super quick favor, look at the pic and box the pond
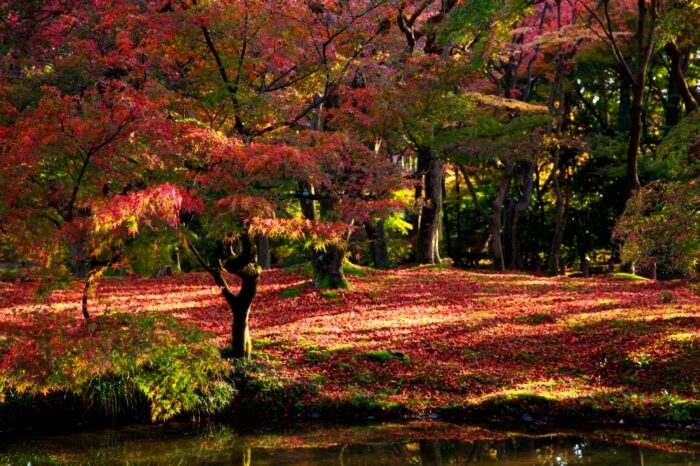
[1,421,698,465]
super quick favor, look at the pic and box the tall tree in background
[582,0,659,194]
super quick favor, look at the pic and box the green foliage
[125,233,180,276]
[0,313,233,422]
[615,181,700,276]
[656,111,700,181]
[439,0,535,66]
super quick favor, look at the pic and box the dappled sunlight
[2,266,699,415]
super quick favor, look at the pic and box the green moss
[280,287,302,298]
[315,272,350,290]
[357,350,410,364]
[516,312,556,325]
[343,261,368,276]
[352,370,376,384]
[0,268,20,282]
[283,262,314,276]
[610,272,649,281]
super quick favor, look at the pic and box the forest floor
[1,265,699,426]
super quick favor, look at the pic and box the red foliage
[2,268,698,414]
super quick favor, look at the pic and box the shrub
[614,180,700,277]
[0,312,233,422]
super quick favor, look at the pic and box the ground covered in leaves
[1,266,699,424]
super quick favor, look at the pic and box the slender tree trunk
[416,149,443,264]
[504,197,514,267]
[256,235,271,269]
[547,0,567,274]
[410,181,422,248]
[460,163,512,271]
[419,439,443,466]
[510,162,534,269]
[664,69,682,129]
[627,86,644,192]
[491,161,514,272]
[173,247,182,273]
[618,65,632,133]
[491,216,505,272]
[548,178,567,274]
[365,220,389,269]
[441,176,453,261]
[631,446,645,466]
[81,271,94,320]
[453,168,464,266]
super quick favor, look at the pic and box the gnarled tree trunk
[189,233,260,360]
[310,244,348,289]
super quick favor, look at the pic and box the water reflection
[0,422,698,465]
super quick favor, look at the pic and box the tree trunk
[491,216,505,272]
[618,65,632,133]
[189,234,260,360]
[509,162,533,269]
[504,197,514,267]
[365,219,390,269]
[664,42,699,114]
[548,178,568,274]
[453,168,464,266]
[627,85,644,193]
[546,0,567,275]
[301,183,349,289]
[256,235,271,269]
[441,176,453,261]
[491,161,514,272]
[230,270,257,359]
[460,163,512,271]
[418,439,443,466]
[416,149,442,264]
[81,273,93,320]
[173,247,182,273]
[311,245,348,289]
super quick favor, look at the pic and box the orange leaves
[92,183,192,236]
[249,217,352,245]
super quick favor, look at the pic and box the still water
[1,421,698,465]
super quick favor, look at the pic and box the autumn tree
[0,0,193,317]
[615,110,700,277]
